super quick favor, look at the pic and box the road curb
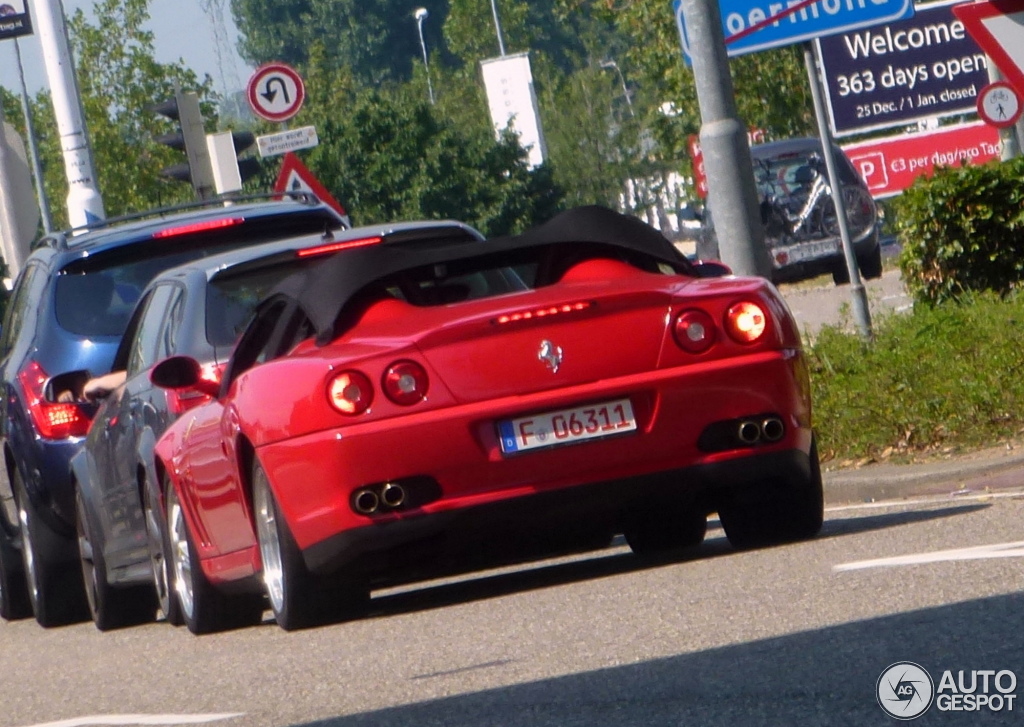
[822,449,1024,504]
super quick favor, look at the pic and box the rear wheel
[253,461,366,631]
[857,245,883,280]
[0,528,30,621]
[831,260,850,286]
[14,470,88,627]
[75,487,156,631]
[144,476,182,626]
[624,507,707,557]
[167,485,263,635]
[719,438,824,549]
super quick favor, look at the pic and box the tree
[8,0,223,229]
[230,0,446,87]
[67,0,219,216]
[297,50,563,236]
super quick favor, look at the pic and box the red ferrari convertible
[151,206,822,632]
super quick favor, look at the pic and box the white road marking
[826,489,1024,513]
[20,714,244,727]
[835,541,1024,572]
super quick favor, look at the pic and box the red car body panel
[154,261,812,586]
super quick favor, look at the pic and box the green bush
[808,290,1024,464]
[894,156,1024,305]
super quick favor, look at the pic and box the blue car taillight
[18,361,93,439]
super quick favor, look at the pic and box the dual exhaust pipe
[353,481,406,515]
[737,416,785,445]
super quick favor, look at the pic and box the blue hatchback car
[0,194,346,627]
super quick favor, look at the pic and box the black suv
[698,138,881,286]
[0,194,346,626]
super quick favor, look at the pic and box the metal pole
[414,8,435,105]
[489,0,507,57]
[804,42,872,340]
[14,38,54,234]
[29,0,105,228]
[680,0,770,278]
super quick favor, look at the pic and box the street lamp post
[489,0,507,56]
[414,7,435,105]
[600,60,635,118]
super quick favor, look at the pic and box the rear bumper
[303,447,813,577]
[770,230,879,283]
[255,349,814,577]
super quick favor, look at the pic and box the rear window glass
[371,243,671,309]
[206,259,322,347]
[752,149,859,198]
[54,216,338,337]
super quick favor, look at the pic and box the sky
[0,0,254,97]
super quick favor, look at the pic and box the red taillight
[382,361,428,405]
[296,236,383,257]
[725,301,768,343]
[673,309,717,353]
[494,301,593,325]
[151,217,244,238]
[328,371,373,415]
[18,362,92,439]
[165,362,224,416]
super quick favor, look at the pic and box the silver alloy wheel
[144,492,172,618]
[167,493,195,620]
[17,501,39,608]
[253,471,285,615]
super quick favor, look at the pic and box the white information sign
[256,126,319,158]
[480,53,547,169]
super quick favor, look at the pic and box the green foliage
[16,0,222,227]
[230,0,445,86]
[297,64,563,236]
[228,0,816,210]
[808,291,1024,464]
[894,156,1024,306]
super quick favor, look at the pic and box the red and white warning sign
[274,152,350,225]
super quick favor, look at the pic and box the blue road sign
[674,0,916,59]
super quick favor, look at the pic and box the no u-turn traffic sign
[247,62,305,122]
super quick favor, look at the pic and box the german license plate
[782,238,839,264]
[498,398,637,454]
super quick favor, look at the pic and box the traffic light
[150,90,215,199]
[206,130,261,194]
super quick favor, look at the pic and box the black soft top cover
[261,205,691,347]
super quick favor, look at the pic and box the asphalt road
[2,488,1022,727]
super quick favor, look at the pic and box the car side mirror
[691,260,732,278]
[151,356,220,398]
[44,369,92,403]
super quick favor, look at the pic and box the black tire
[624,507,707,556]
[166,484,263,635]
[75,487,156,631]
[719,437,824,550]
[857,244,883,280]
[831,260,851,286]
[253,461,365,631]
[143,476,183,626]
[0,529,31,621]
[14,470,88,627]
